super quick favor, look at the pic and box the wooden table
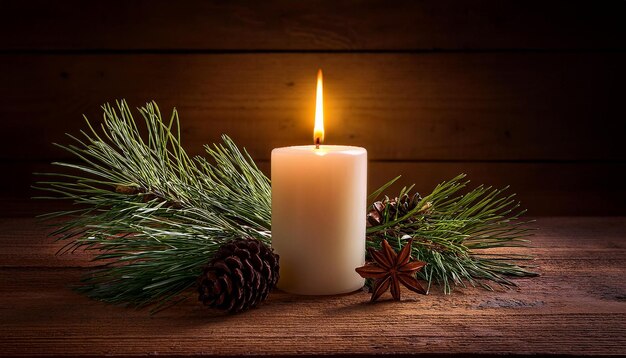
[1,216,624,356]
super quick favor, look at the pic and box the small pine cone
[197,238,279,313]
[367,193,422,226]
[115,185,142,195]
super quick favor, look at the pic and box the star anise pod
[355,238,427,301]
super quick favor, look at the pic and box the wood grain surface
[2,4,625,355]
[10,161,626,217]
[1,0,625,51]
[2,53,624,162]
[0,216,624,356]
[2,0,625,216]
[2,52,626,215]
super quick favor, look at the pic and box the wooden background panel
[1,1,625,216]
[5,161,625,217]
[2,53,625,162]
[1,0,625,51]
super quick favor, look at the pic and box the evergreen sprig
[35,100,271,311]
[35,100,536,311]
[366,176,537,294]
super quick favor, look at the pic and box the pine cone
[367,193,422,226]
[197,238,279,313]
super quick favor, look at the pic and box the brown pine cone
[367,193,422,226]
[197,237,279,313]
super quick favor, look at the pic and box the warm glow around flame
[313,69,324,146]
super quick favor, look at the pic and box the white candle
[271,70,367,295]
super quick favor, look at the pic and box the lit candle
[271,70,367,295]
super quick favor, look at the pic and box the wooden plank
[1,53,625,162]
[1,1,625,51]
[369,161,626,216]
[0,217,624,356]
[12,160,626,217]
[0,270,624,356]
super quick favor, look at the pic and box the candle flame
[314,69,324,148]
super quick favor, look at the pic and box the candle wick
[315,137,320,149]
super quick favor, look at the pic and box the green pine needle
[35,100,537,312]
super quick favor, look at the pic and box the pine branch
[365,175,537,293]
[36,100,537,312]
[35,100,271,311]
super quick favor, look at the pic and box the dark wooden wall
[1,0,625,216]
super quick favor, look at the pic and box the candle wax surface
[271,145,367,295]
